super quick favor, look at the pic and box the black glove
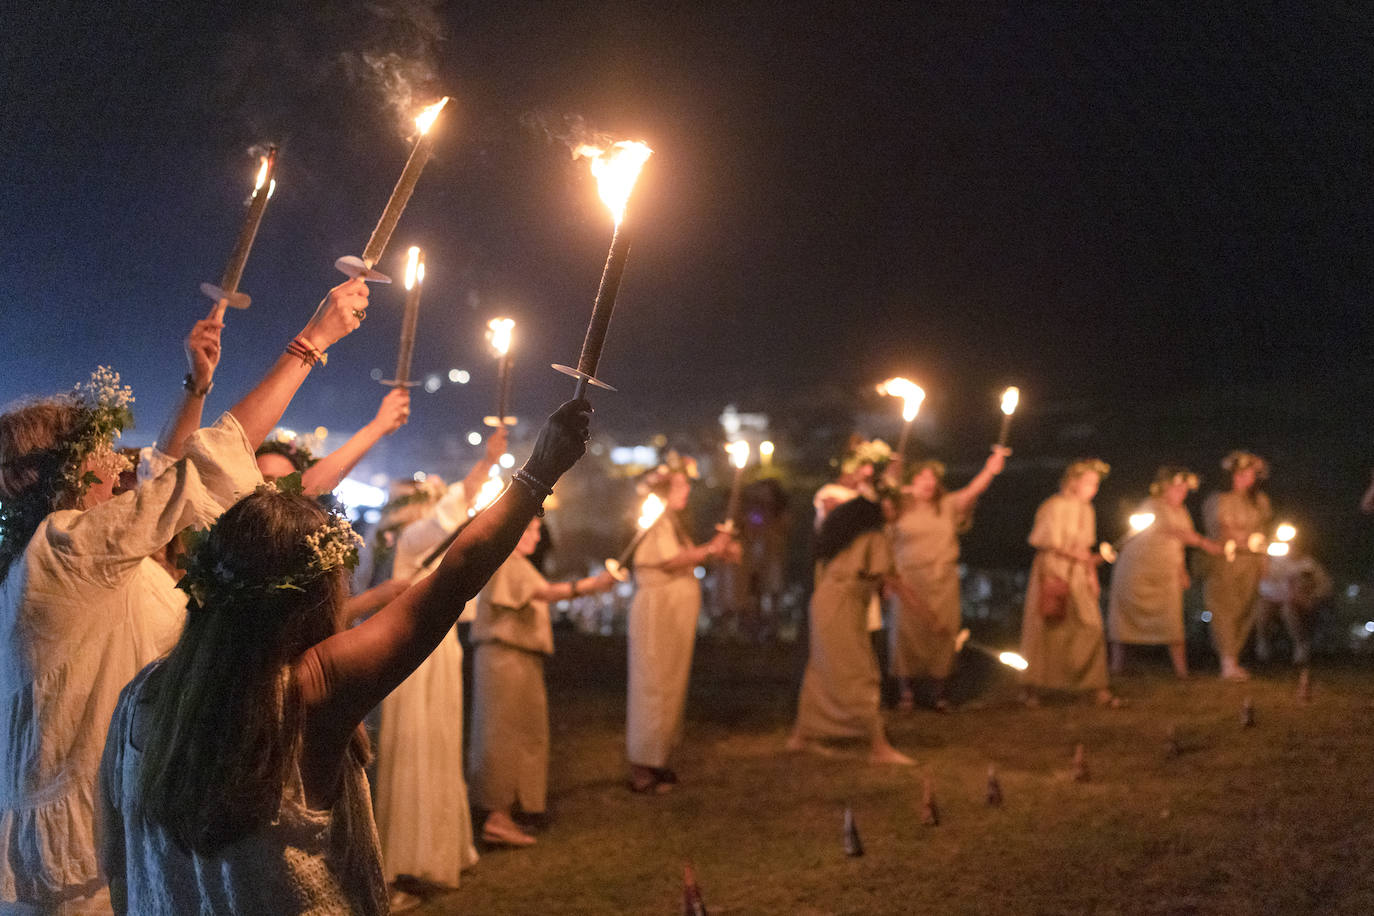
[523,399,592,484]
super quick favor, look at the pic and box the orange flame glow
[726,440,751,470]
[638,493,666,530]
[415,97,449,136]
[472,477,504,513]
[487,317,514,356]
[876,377,926,422]
[254,157,270,191]
[403,246,424,290]
[1001,386,1020,416]
[574,140,654,226]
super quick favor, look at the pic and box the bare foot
[481,812,536,847]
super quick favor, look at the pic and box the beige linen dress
[888,494,967,679]
[372,483,479,887]
[468,554,553,814]
[1019,494,1109,691]
[626,516,701,769]
[793,530,891,740]
[0,414,260,909]
[1107,499,1196,645]
[1202,491,1272,658]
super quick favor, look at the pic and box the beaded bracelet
[285,336,328,369]
[511,468,553,517]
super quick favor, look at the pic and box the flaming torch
[419,471,507,569]
[483,318,516,427]
[201,146,278,317]
[718,440,751,534]
[605,493,668,581]
[1099,511,1156,563]
[996,386,1020,448]
[955,629,1028,670]
[875,377,925,457]
[552,140,654,397]
[1267,522,1296,557]
[336,97,451,283]
[382,246,425,388]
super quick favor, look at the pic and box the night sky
[3,3,1370,568]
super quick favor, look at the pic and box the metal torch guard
[334,255,393,284]
[483,415,518,428]
[199,283,251,311]
[551,364,617,398]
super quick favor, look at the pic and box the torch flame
[254,156,270,191]
[1001,386,1020,417]
[1128,512,1156,533]
[487,317,514,356]
[403,246,424,291]
[266,179,276,200]
[876,377,926,422]
[1275,523,1296,543]
[472,477,504,513]
[1247,533,1267,554]
[726,440,751,470]
[575,140,654,226]
[637,493,666,530]
[415,97,450,136]
[998,651,1029,671]
[1266,541,1290,557]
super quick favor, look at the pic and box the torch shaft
[219,146,278,294]
[575,223,632,380]
[617,516,660,567]
[393,269,423,386]
[996,413,1013,448]
[496,353,512,422]
[896,420,912,459]
[723,465,745,530]
[363,132,438,267]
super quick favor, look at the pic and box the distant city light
[498,453,515,468]
[454,369,471,384]
[413,471,427,481]
[423,374,441,393]
[313,426,328,440]
[1366,621,1374,634]
[1200,611,1213,623]
[370,368,383,381]
[610,445,660,466]
[694,566,706,580]
[467,431,483,445]
[333,477,387,511]
[363,509,381,524]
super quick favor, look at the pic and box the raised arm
[301,387,410,497]
[156,312,224,461]
[298,399,591,733]
[228,279,367,448]
[948,445,1009,516]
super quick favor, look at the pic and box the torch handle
[575,223,631,380]
[363,132,437,267]
[393,276,423,386]
[496,354,512,422]
[895,421,912,459]
[218,146,278,296]
[996,413,1013,449]
[616,516,660,567]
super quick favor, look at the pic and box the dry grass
[417,634,1374,915]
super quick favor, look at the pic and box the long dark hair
[814,496,884,564]
[0,400,84,584]
[136,489,365,854]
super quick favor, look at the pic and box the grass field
[416,633,1374,915]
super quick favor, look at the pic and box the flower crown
[840,438,892,475]
[1150,466,1199,496]
[638,450,699,494]
[177,489,363,608]
[255,432,319,472]
[1221,451,1268,479]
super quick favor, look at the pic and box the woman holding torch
[1201,451,1272,680]
[889,447,1008,711]
[1107,467,1220,678]
[626,454,736,794]
[1019,459,1123,708]
[469,518,616,846]
[0,280,367,911]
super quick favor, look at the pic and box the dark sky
[2,2,1371,563]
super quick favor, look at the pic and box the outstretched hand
[371,388,411,436]
[184,316,224,387]
[302,278,369,351]
[524,399,592,484]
